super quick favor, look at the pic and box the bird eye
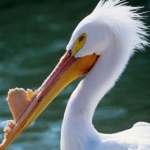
[79,35,85,42]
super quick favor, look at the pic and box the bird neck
[61,44,132,150]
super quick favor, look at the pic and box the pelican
[0,0,150,149]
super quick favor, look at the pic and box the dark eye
[79,35,85,42]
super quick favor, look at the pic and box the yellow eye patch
[71,33,87,56]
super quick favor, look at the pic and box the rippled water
[0,1,150,150]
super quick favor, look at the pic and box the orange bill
[0,50,99,149]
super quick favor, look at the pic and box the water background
[0,0,150,149]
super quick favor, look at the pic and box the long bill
[0,50,99,149]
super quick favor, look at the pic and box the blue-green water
[0,1,150,150]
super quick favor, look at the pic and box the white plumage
[61,0,150,150]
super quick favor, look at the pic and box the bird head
[66,0,148,58]
[66,16,111,57]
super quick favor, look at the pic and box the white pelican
[0,0,150,150]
